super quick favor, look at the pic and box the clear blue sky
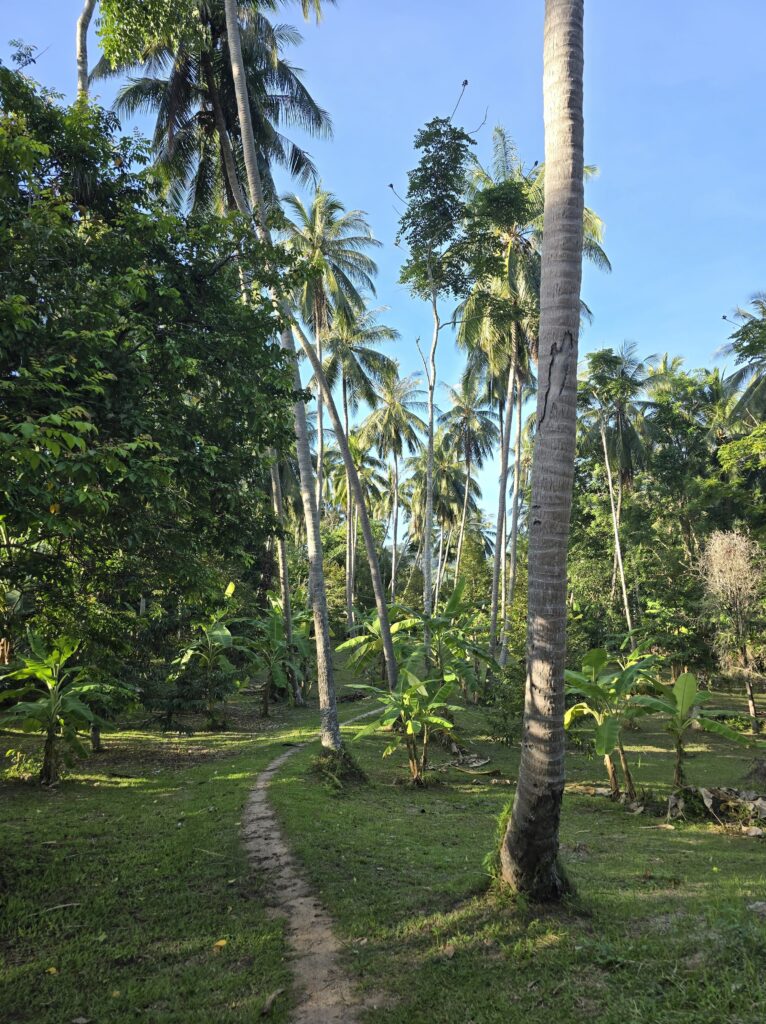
[3,1,765,511]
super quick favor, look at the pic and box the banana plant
[352,669,462,784]
[252,597,304,715]
[336,607,418,687]
[0,634,123,784]
[629,672,765,788]
[565,645,659,800]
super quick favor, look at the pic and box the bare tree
[701,530,763,730]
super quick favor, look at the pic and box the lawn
[2,689,765,1024]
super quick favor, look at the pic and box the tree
[724,292,766,420]
[439,372,498,579]
[282,188,380,510]
[76,0,97,96]
[360,367,427,601]
[397,117,476,654]
[700,530,764,730]
[500,0,586,900]
[323,306,397,628]
[579,344,649,640]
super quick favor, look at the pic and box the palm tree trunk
[500,0,585,900]
[223,0,341,748]
[391,454,399,601]
[342,376,354,631]
[454,452,472,580]
[434,525,445,608]
[600,423,634,641]
[75,0,96,97]
[313,295,325,512]
[292,320,399,690]
[609,477,622,602]
[489,359,516,658]
[436,527,452,607]
[500,382,524,668]
[202,53,249,217]
[270,464,303,706]
[351,504,359,614]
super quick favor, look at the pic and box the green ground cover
[1,689,765,1024]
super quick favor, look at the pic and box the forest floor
[1,678,765,1024]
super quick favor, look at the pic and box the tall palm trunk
[435,527,452,608]
[271,464,303,705]
[454,449,472,579]
[433,525,444,608]
[391,454,399,601]
[76,0,96,97]
[609,476,622,601]
[313,294,326,512]
[500,0,585,899]
[223,0,341,747]
[489,359,516,657]
[291,322,398,690]
[600,423,634,641]
[341,376,354,631]
[500,382,524,667]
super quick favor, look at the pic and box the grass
[269,699,766,1024]
[1,685,765,1024]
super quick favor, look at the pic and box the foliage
[353,670,461,784]
[0,634,129,784]
[0,66,296,683]
[98,0,199,67]
[630,672,764,788]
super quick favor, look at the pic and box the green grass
[269,701,766,1024]
[2,688,765,1024]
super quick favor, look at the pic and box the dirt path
[242,718,376,1024]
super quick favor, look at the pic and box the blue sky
[3,1,765,512]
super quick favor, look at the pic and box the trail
[241,712,377,1024]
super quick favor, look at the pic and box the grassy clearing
[0,695,324,1024]
[2,686,765,1024]
[270,701,766,1024]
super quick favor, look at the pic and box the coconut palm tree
[359,367,427,601]
[439,371,498,579]
[579,343,650,639]
[282,189,381,508]
[93,2,331,213]
[723,292,766,420]
[500,0,586,900]
[323,306,397,628]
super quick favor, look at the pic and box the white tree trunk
[76,0,97,97]
[454,452,471,580]
[501,0,585,899]
[600,423,634,641]
[499,382,524,667]
[420,306,439,662]
[391,455,399,601]
[489,359,516,657]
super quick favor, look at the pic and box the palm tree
[580,344,649,639]
[93,3,331,213]
[323,306,397,628]
[282,189,381,508]
[500,0,585,900]
[723,292,766,420]
[221,0,342,748]
[76,0,97,96]
[439,371,498,579]
[360,367,427,601]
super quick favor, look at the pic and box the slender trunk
[391,455,399,601]
[490,359,516,657]
[342,376,354,631]
[434,526,445,608]
[673,738,685,789]
[500,382,524,667]
[271,464,303,706]
[292,321,399,690]
[501,0,585,900]
[223,0,341,748]
[314,295,325,512]
[500,499,508,645]
[454,452,472,579]
[604,754,620,800]
[609,477,622,602]
[201,53,249,217]
[600,424,634,642]
[421,302,439,662]
[41,729,58,786]
[75,0,96,97]
[617,740,636,801]
[351,504,359,615]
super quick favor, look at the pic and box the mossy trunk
[90,724,102,753]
